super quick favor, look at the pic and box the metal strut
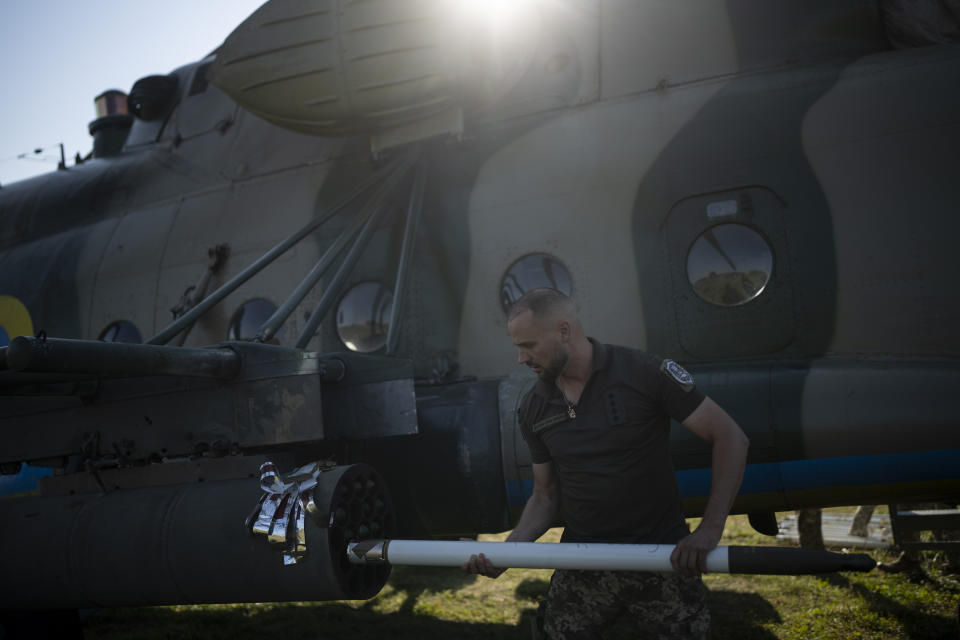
[385,162,426,356]
[294,158,417,349]
[147,155,410,346]
[256,157,413,345]
[254,204,371,344]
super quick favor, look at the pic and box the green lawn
[84,510,960,639]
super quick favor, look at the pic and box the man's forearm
[699,425,749,533]
[506,490,559,542]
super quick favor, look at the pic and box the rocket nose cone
[727,546,877,575]
[842,553,877,573]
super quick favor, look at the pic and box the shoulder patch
[660,359,695,392]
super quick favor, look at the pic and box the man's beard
[537,344,569,384]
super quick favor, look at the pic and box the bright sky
[0,0,266,186]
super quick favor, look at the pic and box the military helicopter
[1,0,959,618]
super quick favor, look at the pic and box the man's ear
[558,321,571,342]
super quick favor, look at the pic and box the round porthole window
[228,298,282,342]
[686,224,773,307]
[99,320,143,343]
[499,253,573,313]
[336,282,393,353]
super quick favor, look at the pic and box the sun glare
[451,0,532,27]
[487,0,521,23]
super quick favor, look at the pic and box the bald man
[464,288,749,639]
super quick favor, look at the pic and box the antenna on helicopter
[14,143,67,171]
[0,142,68,186]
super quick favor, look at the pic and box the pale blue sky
[0,0,266,186]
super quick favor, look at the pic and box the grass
[83,509,960,639]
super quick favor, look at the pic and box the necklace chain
[559,386,577,419]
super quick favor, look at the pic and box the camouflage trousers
[541,569,710,640]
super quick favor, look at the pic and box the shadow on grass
[514,577,550,602]
[82,580,786,640]
[83,602,538,640]
[708,589,781,640]
[817,573,958,640]
[82,571,958,640]
[367,565,479,615]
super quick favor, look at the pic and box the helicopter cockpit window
[99,320,143,344]
[228,298,282,342]
[500,253,573,313]
[686,223,773,307]
[336,282,393,353]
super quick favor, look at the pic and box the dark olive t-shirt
[518,340,705,544]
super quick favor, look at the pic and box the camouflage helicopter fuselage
[1,0,959,610]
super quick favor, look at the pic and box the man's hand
[461,552,505,578]
[670,523,723,574]
[460,538,505,578]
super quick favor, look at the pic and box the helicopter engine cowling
[209,0,541,136]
